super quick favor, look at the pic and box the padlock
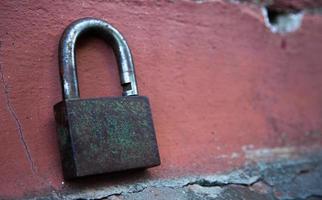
[54,18,160,179]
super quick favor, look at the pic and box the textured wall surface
[1,0,322,199]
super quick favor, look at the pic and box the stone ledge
[30,148,322,200]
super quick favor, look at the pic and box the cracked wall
[1,0,322,199]
[0,64,36,173]
[31,147,322,199]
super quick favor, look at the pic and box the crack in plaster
[34,147,322,200]
[191,0,309,34]
[101,186,148,200]
[304,195,322,200]
[182,172,260,188]
[0,63,36,174]
[39,169,261,200]
[262,6,304,34]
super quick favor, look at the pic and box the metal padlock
[54,18,160,179]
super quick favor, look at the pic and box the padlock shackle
[59,17,139,100]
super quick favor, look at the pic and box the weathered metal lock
[54,18,160,179]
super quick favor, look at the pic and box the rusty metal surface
[54,18,160,179]
[54,96,160,179]
[59,17,138,99]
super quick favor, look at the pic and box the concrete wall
[1,0,322,199]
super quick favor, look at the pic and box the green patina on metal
[54,18,160,179]
[54,96,160,179]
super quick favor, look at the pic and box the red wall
[1,0,322,199]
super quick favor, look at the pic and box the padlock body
[54,96,160,179]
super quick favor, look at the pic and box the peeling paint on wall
[261,7,304,33]
[26,147,322,200]
[1,0,322,199]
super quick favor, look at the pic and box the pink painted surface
[0,0,322,199]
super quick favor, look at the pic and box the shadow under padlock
[54,17,161,180]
